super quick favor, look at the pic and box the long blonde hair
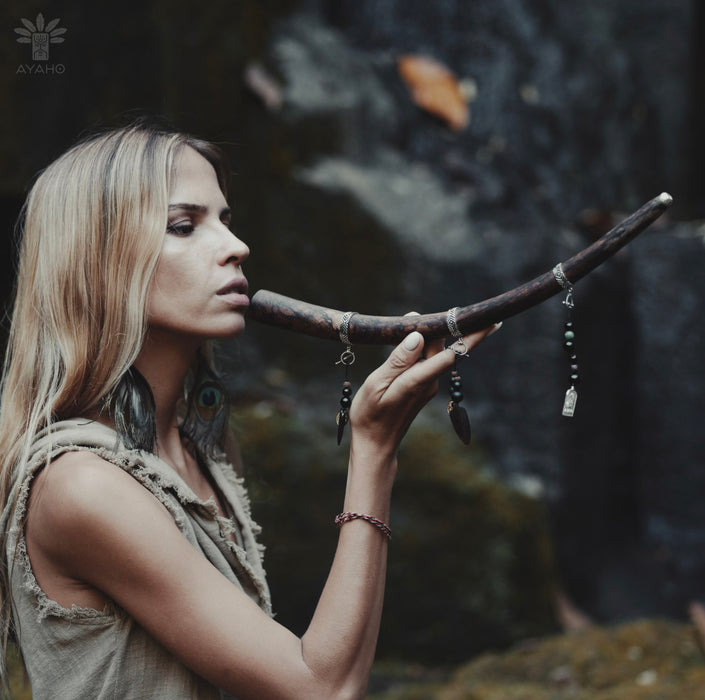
[0,121,230,689]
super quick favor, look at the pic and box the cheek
[147,254,197,320]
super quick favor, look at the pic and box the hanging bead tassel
[448,355,471,444]
[336,371,353,445]
[335,312,357,444]
[446,307,471,444]
[562,318,580,417]
[553,263,579,417]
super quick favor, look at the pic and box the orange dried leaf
[398,54,470,131]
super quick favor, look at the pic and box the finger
[402,311,441,359]
[370,331,426,386]
[396,321,502,387]
[424,336,446,359]
[459,321,502,352]
[367,322,503,401]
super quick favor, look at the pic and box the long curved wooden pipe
[248,193,672,344]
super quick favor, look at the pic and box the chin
[210,318,247,339]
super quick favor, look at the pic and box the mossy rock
[232,403,558,664]
[369,619,705,699]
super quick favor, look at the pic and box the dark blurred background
[2,0,705,673]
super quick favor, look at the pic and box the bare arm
[26,328,494,700]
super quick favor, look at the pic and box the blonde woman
[0,122,496,699]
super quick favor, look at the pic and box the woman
[0,122,496,699]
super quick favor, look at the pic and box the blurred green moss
[233,403,558,664]
[368,619,705,700]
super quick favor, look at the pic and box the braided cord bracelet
[334,512,392,540]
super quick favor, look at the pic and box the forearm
[300,441,396,699]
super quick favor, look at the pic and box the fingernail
[404,331,422,350]
[488,321,503,336]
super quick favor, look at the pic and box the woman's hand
[348,320,500,463]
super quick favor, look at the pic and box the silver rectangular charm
[562,388,578,417]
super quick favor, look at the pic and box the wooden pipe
[248,193,672,344]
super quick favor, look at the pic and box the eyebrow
[168,203,232,217]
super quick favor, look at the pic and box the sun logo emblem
[14,14,66,61]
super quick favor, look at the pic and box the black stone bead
[563,340,575,351]
[340,395,352,408]
[570,373,580,385]
[564,321,574,330]
[451,390,463,402]
[342,385,352,396]
[569,354,578,363]
[570,364,579,372]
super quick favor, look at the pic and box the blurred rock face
[2,0,704,659]
[234,4,705,627]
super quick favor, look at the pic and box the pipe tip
[658,192,673,206]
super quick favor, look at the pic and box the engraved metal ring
[552,263,573,291]
[446,307,462,338]
[338,311,357,346]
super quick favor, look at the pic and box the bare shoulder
[32,449,167,517]
[27,449,174,564]
[34,449,131,498]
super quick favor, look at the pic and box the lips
[216,278,250,307]
[217,278,249,296]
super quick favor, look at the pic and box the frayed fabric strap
[334,512,392,540]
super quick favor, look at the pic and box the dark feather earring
[105,366,158,452]
[180,354,228,459]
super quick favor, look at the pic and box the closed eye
[166,221,195,236]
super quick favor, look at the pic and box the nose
[219,226,250,266]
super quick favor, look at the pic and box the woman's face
[147,146,250,342]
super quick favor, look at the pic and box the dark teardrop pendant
[336,408,348,445]
[448,401,471,444]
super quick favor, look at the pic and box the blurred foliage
[233,402,558,664]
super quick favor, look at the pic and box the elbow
[318,680,367,700]
[306,668,369,700]
[338,682,368,700]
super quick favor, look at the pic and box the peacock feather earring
[180,354,229,458]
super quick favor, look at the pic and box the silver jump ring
[338,348,356,366]
[450,339,469,357]
[552,263,573,291]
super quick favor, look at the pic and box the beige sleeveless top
[3,419,271,699]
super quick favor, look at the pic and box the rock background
[367,619,705,699]
[2,0,705,665]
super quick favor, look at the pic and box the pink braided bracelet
[334,512,392,540]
